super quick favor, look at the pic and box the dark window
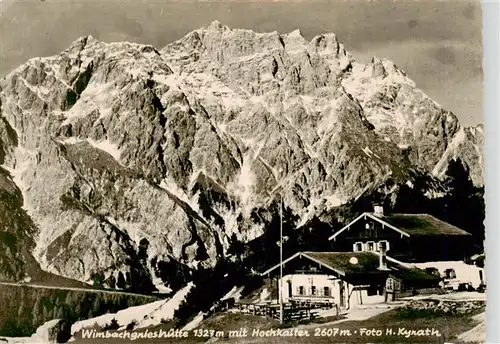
[298,286,304,295]
[367,285,377,296]
[378,240,389,251]
[445,269,456,279]
[367,242,375,251]
[394,280,400,291]
[369,222,375,236]
[354,242,363,252]
[363,222,375,238]
[324,286,330,296]
[311,286,316,295]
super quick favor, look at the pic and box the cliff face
[340,57,483,185]
[0,22,482,290]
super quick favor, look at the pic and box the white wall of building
[353,289,385,305]
[280,274,337,302]
[414,261,485,289]
[279,274,386,308]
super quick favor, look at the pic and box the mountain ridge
[0,22,483,291]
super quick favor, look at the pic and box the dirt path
[456,312,485,344]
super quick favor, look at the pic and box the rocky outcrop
[341,57,483,185]
[402,299,485,316]
[0,22,482,289]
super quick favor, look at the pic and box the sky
[0,0,483,126]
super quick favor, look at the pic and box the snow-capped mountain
[0,21,482,290]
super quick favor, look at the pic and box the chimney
[378,245,389,270]
[373,205,384,217]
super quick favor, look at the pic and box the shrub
[397,307,444,319]
[103,318,120,331]
[125,320,137,330]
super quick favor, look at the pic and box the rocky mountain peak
[368,56,407,79]
[0,23,483,290]
[308,32,341,54]
[206,20,229,31]
[287,29,304,38]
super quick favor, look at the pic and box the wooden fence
[235,301,339,322]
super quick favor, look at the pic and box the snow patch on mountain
[152,72,181,90]
[135,282,194,329]
[342,59,414,101]
[424,190,446,199]
[0,319,63,344]
[297,197,323,228]
[58,137,122,163]
[0,145,37,211]
[86,138,122,162]
[159,177,200,213]
[151,277,173,294]
[236,155,257,214]
[70,283,193,335]
[325,194,344,209]
[61,82,118,125]
[221,286,244,302]
[182,312,205,331]
[432,128,466,178]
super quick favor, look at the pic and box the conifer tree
[117,271,126,289]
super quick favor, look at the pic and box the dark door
[287,281,292,299]
[339,282,345,308]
